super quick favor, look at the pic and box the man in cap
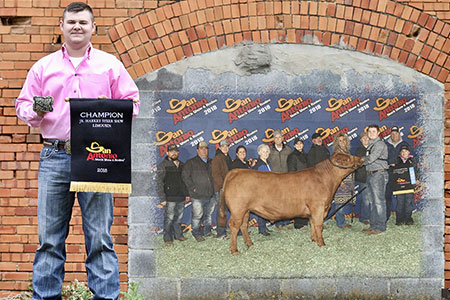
[385,126,411,221]
[307,131,330,168]
[182,141,215,242]
[212,139,233,239]
[156,144,188,246]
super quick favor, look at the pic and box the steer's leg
[229,214,242,255]
[310,212,325,247]
[240,210,253,249]
[309,217,318,243]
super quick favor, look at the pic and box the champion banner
[69,98,133,194]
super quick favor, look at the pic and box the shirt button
[74,74,78,76]
[74,90,77,93]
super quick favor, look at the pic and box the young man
[362,125,389,235]
[15,2,140,299]
[156,145,188,246]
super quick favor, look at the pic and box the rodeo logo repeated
[152,92,422,162]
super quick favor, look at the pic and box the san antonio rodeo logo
[85,142,124,162]
[154,129,204,156]
[166,97,217,125]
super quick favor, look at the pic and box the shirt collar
[61,43,93,59]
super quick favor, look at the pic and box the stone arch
[108,0,450,297]
[107,0,450,84]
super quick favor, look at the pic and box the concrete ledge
[128,277,443,300]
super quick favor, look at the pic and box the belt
[367,169,387,175]
[43,139,71,154]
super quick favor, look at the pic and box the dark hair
[235,145,247,154]
[63,2,94,21]
[367,124,380,132]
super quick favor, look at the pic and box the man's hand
[98,95,107,99]
[161,201,167,206]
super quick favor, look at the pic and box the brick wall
[1,0,450,296]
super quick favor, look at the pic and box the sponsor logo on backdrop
[209,128,258,149]
[377,125,391,140]
[154,129,205,156]
[221,97,271,124]
[85,142,124,162]
[262,127,309,145]
[274,97,322,123]
[408,125,423,148]
[325,97,370,122]
[151,99,162,114]
[166,97,217,125]
[373,97,415,121]
[315,126,359,147]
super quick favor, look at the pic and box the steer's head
[330,152,364,170]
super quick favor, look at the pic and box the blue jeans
[163,201,185,242]
[191,197,215,238]
[334,203,347,227]
[257,216,269,233]
[367,171,388,232]
[357,182,370,222]
[32,146,119,300]
[275,219,291,227]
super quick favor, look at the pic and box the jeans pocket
[40,146,56,160]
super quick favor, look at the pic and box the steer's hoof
[231,251,240,256]
[247,243,254,249]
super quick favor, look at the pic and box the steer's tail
[218,185,227,228]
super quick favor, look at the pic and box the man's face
[167,150,179,160]
[220,144,229,155]
[367,127,379,140]
[197,147,208,159]
[60,10,95,50]
[391,131,401,143]
[273,134,283,146]
[312,137,322,146]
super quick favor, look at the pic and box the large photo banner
[70,98,134,194]
[151,91,422,231]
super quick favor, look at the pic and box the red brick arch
[107,0,450,83]
[107,0,450,288]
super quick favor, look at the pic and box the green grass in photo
[156,213,422,278]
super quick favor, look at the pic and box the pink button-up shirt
[16,44,140,140]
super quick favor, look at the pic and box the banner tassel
[70,181,132,194]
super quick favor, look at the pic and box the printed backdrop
[151,91,423,233]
